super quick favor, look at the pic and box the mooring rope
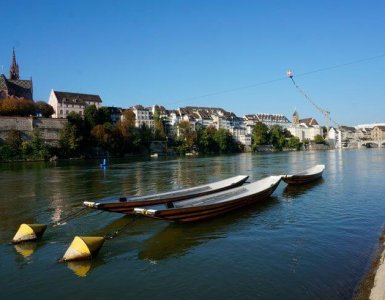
[50,207,90,227]
[104,217,137,240]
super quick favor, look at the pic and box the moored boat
[133,175,282,222]
[282,164,325,185]
[83,175,249,214]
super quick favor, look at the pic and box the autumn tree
[177,120,196,152]
[153,105,166,140]
[0,97,35,116]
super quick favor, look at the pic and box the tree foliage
[287,136,302,150]
[0,97,35,116]
[252,122,270,147]
[153,105,166,140]
[314,134,325,144]
[35,101,55,117]
[59,123,79,157]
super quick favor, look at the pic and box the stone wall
[0,116,67,145]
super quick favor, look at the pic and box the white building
[288,111,323,142]
[230,127,251,147]
[131,105,154,128]
[255,113,291,128]
[48,90,102,118]
[327,127,342,148]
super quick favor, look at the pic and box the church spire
[9,48,20,80]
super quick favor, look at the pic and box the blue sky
[1,0,384,126]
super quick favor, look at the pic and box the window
[60,110,63,115]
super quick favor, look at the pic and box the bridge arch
[358,140,382,148]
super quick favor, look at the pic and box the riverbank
[355,226,385,300]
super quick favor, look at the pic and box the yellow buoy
[12,224,47,244]
[62,236,105,261]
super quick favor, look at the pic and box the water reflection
[14,241,38,258]
[282,179,325,199]
[138,223,225,261]
[66,258,105,277]
[138,196,280,262]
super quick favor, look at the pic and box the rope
[164,53,385,106]
[50,207,90,227]
[289,76,340,128]
[104,216,137,240]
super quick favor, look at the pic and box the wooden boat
[83,175,249,214]
[133,175,281,222]
[282,164,325,185]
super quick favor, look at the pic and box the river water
[1,150,385,299]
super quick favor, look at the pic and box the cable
[164,53,385,106]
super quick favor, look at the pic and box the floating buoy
[12,224,47,244]
[62,236,105,261]
[100,158,107,168]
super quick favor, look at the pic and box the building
[327,127,342,148]
[0,49,33,100]
[131,105,154,128]
[287,111,323,142]
[255,113,291,128]
[371,126,385,140]
[48,90,102,118]
[105,106,123,124]
[230,126,252,148]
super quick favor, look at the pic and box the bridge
[357,140,385,148]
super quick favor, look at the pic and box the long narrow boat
[282,164,325,185]
[83,175,249,214]
[133,175,281,222]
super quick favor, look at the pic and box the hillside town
[1,49,385,159]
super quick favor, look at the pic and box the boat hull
[282,172,323,185]
[136,177,281,222]
[282,164,325,185]
[84,175,249,214]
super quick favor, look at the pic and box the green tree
[84,105,98,128]
[30,130,50,159]
[269,125,286,151]
[287,136,302,150]
[214,128,234,153]
[97,107,112,125]
[59,123,79,157]
[35,101,55,117]
[5,129,23,156]
[314,134,325,144]
[252,122,270,150]
[197,126,218,154]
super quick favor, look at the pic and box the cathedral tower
[9,48,20,80]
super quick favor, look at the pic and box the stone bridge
[357,140,385,148]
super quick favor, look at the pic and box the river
[1,150,385,299]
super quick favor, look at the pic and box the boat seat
[166,202,175,208]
